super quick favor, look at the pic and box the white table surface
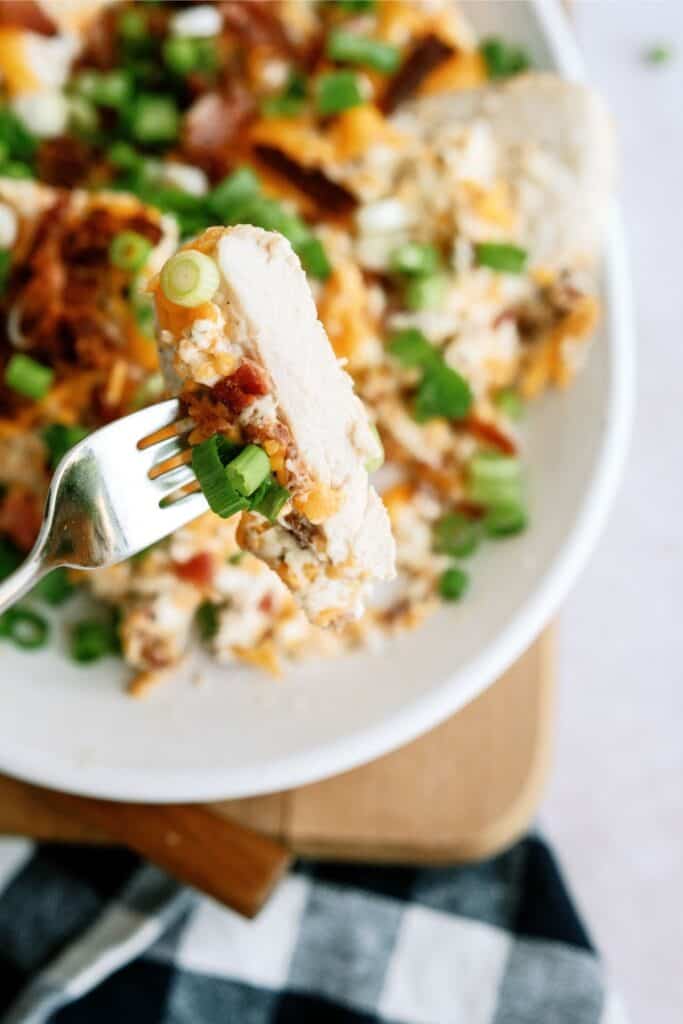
[541,3,683,1021]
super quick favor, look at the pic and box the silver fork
[0,399,208,615]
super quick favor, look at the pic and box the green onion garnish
[261,69,308,118]
[250,477,290,521]
[196,600,219,641]
[0,538,21,581]
[468,452,523,507]
[68,95,99,139]
[109,230,152,273]
[316,71,364,116]
[365,425,385,474]
[42,423,89,469]
[298,237,332,280]
[69,619,119,663]
[405,273,447,311]
[390,242,441,278]
[226,445,271,497]
[108,141,141,170]
[1,161,32,179]
[494,388,524,421]
[129,95,180,144]
[0,107,37,165]
[484,502,528,537]
[643,44,673,65]
[480,37,531,79]
[74,69,132,109]
[160,250,220,307]
[337,0,375,11]
[163,36,217,76]
[475,242,527,274]
[4,354,54,400]
[433,513,482,559]
[32,567,74,606]
[388,328,438,369]
[438,567,469,602]
[414,364,472,422]
[228,551,245,565]
[327,29,401,74]
[208,166,261,221]
[0,606,49,649]
[192,436,250,519]
[0,250,11,297]
[118,8,147,42]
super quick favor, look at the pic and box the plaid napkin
[0,834,626,1024]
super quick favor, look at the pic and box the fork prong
[156,465,196,494]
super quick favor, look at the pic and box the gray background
[542,2,683,1021]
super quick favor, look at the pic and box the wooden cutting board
[0,628,553,865]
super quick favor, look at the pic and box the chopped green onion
[131,292,156,336]
[438,567,469,602]
[0,606,49,649]
[67,95,99,138]
[468,452,523,507]
[74,69,132,109]
[129,95,179,144]
[643,44,673,65]
[484,502,528,537]
[327,29,401,74]
[226,445,271,497]
[118,8,147,42]
[475,242,527,274]
[0,250,11,297]
[69,618,118,663]
[228,551,245,565]
[250,478,290,521]
[0,538,21,581]
[390,242,441,277]
[192,436,250,518]
[298,237,332,280]
[404,273,447,311]
[1,161,32,179]
[108,141,141,170]
[42,423,89,469]
[414,364,472,422]
[316,71,364,116]
[494,388,524,421]
[433,513,482,559]
[160,250,220,307]
[32,567,74,606]
[4,354,54,400]
[196,600,219,641]
[261,69,308,118]
[0,107,37,165]
[163,36,217,75]
[109,230,152,273]
[480,37,531,79]
[388,328,438,369]
[365,425,384,474]
[208,166,261,220]
[337,0,375,11]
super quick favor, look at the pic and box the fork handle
[0,545,48,616]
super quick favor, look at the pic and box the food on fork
[151,225,396,627]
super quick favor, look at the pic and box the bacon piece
[182,88,255,178]
[381,34,455,114]
[212,361,270,414]
[254,145,356,215]
[173,552,214,588]
[0,0,56,36]
[0,485,42,551]
[220,1,292,53]
[467,416,517,456]
[37,137,93,189]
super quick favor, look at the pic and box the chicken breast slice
[393,73,616,270]
[153,225,396,626]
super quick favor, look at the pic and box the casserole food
[0,1,613,694]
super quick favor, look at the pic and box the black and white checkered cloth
[0,834,626,1023]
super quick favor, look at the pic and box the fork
[0,399,208,616]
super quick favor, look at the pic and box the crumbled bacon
[37,137,93,189]
[381,34,455,114]
[220,1,293,54]
[0,485,42,551]
[173,552,214,588]
[0,0,56,36]
[182,88,255,178]
[467,416,517,456]
[254,145,356,216]
[212,361,270,414]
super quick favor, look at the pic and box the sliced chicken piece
[393,73,616,270]
[152,225,396,627]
